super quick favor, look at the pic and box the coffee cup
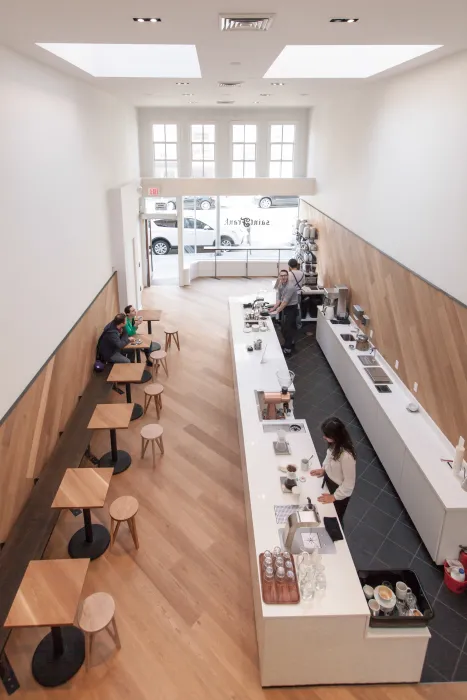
[363,584,374,600]
[301,458,310,472]
[368,599,380,616]
[396,581,408,600]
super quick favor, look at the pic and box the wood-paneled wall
[300,200,467,447]
[0,274,119,542]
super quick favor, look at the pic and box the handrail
[203,246,294,279]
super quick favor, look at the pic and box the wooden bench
[0,368,112,664]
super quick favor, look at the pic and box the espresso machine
[323,285,349,322]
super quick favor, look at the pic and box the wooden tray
[259,554,300,604]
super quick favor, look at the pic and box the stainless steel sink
[262,420,307,434]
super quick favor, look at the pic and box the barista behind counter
[269,270,299,356]
[311,417,357,524]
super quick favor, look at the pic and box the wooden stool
[78,592,121,669]
[143,383,163,418]
[164,327,180,352]
[141,424,164,467]
[109,495,140,550]
[150,349,169,379]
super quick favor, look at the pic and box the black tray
[358,569,434,628]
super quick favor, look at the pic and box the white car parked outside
[150,215,242,255]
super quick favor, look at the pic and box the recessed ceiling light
[330,18,359,23]
[36,44,201,78]
[264,45,443,79]
[260,93,271,97]
[299,93,309,96]
[182,92,194,96]
[133,17,161,23]
[253,101,260,104]
[271,82,285,86]
[176,81,190,85]
[188,101,198,104]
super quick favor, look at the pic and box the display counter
[229,295,430,686]
[317,310,467,565]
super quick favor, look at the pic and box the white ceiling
[0,0,466,107]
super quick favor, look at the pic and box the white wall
[138,107,310,179]
[0,46,140,420]
[307,50,467,305]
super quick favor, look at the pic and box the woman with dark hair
[310,417,357,523]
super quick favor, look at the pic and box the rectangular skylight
[36,43,201,78]
[264,45,443,79]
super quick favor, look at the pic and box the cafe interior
[1,1,467,698]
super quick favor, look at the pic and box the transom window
[153,124,178,178]
[191,124,215,177]
[232,124,257,178]
[269,124,295,178]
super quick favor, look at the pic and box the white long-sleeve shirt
[323,448,356,500]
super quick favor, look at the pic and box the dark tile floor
[286,324,467,683]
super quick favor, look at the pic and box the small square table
[137,308,161,334]
[88,404,133,474]
[123,333,152,383]
[4,559,90,687]
[52,468,113,560]
[108,363,145,420]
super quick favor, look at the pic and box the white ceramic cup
[368,599,380,616]
[363,584,374,600]
[396,581,408,600]
[301,458,310,472]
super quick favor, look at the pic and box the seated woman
[124,305,161,366]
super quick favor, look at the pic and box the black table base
[131,404,143,421]
[32,626,84,687]
[98,429,131,474]
[140,369,151,383]
[125,384,143,421]
[68,508,110,560]
[68,524,110,560]
[99,450,131,474]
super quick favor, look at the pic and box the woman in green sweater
[124,305,161,366]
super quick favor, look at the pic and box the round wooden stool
[150,349,169,379]
[78,592,121,670]
[143,383,163,419]
[109,495,139,550]
[164,327,180,352]
[141,423,165,467]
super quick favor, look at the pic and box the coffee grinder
[262,370,295,420]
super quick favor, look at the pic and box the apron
[323,472,350,523]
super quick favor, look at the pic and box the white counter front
[317,310,467,564]
[229,295,429,687]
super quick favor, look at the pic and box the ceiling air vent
[219,13,275,32]
[218,81,243,88]
[217,100,235,104]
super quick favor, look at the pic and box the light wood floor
[5,278,466,699]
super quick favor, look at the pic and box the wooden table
[108,363,145,420]
[4,559,90,687]
[88,404,133,474]
[52,468,113,560]
[137,309,161,334]
[123,333,152,383]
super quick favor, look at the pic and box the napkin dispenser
[283,501,321,551]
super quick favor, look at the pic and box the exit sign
[148,187,160,196]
